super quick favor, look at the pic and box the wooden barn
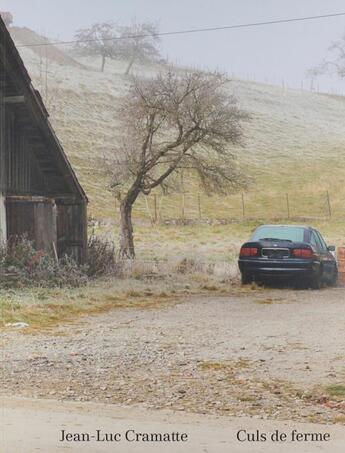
[0,16,87,263]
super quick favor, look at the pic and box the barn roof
[0,16,87,202]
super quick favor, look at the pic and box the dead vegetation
[0,236,87,289]
[1,288,176,332]
[0,252,240,330]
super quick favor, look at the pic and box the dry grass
[0,260,240,331]
[4,31,345,333]
[198,359,250,372]
[7,31,345,276]
[0,282,177,332]
[334,415,345,424]
[255,298,274,305]
[12,33,345,230]
[325,384,345,398]
[255,297,285,305]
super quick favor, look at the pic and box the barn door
[6,196,57,254]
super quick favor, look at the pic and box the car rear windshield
[251,226,306,242]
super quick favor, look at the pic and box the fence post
[286,193,290,219]
[153,194,157,223]
[158,195,163,223]
[198,194,201,220]
[326,191,332,219]
[181,193,185,220]
[144,196,153,223]
[241,193,245,219]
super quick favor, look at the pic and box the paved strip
[1,397,344,453]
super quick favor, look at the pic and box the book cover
[1,1,344,452]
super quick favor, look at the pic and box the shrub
[85,234,120,277]
[0,236,86,288]
[174,257,214,275]
[0,234,121,289]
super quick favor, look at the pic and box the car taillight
[292,248,315,259]
[240,247,258,257]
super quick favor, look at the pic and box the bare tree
[109,70,249,258]
[309,33,345,78]
[74,23,118,72]
[117,21,161,75]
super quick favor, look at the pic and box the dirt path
[2,288,345,424]
[1,396,344,453]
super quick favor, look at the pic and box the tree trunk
[125,57,135,75]
[119,198,135,259]
[101,55,106,72]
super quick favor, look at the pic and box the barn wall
[56,201,87,264]
[4,109,46,196]
[5,115,31,194]
[0,89,6,193]
[0,24,88,263]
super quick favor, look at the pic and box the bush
[0,234,121,289]
[0,236,86,289]
[174,257,214,275]
[85,234,120,277]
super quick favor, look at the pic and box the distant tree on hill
[117,21,161,75]
[309,33,345,78]
[74,23,118,72]
[73,21,161,74]
[108,70,249,258]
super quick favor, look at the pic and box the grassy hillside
[10,28,345,256]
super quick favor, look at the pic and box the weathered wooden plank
[56,201,87,263]
[0,89,6,192]
[3,95,25,104]
[0,195,6,243]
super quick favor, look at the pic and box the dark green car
[238,225,338,288]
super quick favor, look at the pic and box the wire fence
[108,190,341,225]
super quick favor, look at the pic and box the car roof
[256,224,313,230]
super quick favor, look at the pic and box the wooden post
[286,193,290,219]
[153,194,157,223]
[198,194,201,220]
[0,195,6,244]
[326,191,332,219]
[181,194,185,220]
[144,196,153,223]
[241,193,245,219]
[118,193,122,218]
[52,241,59,263]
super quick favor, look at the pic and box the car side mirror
[327,245,336,252]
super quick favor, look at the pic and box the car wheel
[329,268,338,287]
[308,272,322,290]
[241,273,253,285]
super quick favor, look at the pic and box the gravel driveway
[1,287,345,424]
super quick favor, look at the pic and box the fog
[1,0,345,93]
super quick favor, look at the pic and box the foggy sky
[1,0,345,93]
